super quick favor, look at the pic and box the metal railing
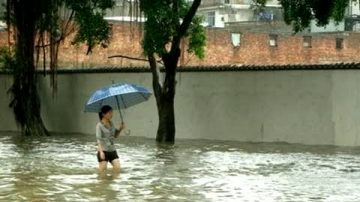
[200,0,252,7]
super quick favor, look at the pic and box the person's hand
[100,151,105,160]
[119,122,125,130]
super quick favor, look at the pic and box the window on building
[231,33,241,47]
[269,34,278,47]
[207,12,215,27]
[336,38,344,49]
[258,11,274,22]
[303,36,312,48]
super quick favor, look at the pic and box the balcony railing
[200,0,253,8]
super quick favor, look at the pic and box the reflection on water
[1,132,360,201]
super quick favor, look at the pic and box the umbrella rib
[139,92,148,100]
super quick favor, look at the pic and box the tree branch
[34,10,75,48]
[34,29,74,48]
[108,54,163,64]
[62,10,75,36]
[170,0,201,56]
[172,0,180,27]
[179,0,201,37]
[148,54,162,100]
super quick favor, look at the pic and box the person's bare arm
[96,124,105,160]
[97,140,103,152]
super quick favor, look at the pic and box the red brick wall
[1,22,360,68]
[0,31,9,47]
[56,23,145,68]
[185,30,360,66]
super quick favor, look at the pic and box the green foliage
[332,0,351,22]
[9,0,114,54]
[187,16,206,59]
[67,0,114,53]
[0,47,14,71]
[5,0,114,136]
[140,0,180,56]
[140,0,205,59]
[280,0,354,32]
[280,0,312,32]
[35,0,61,35]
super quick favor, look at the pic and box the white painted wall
[348,1,360,16]
[1,70,360,146]
[214,10,225,27]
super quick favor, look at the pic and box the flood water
[1,132,360,202]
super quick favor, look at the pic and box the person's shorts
[97,150,119,163]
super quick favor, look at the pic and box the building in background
[310,1,360,33]
[197,0,360,34]
[105,0,142,19]
[0,0,6,31]
[344,1,360,32]
[197,0,282,28]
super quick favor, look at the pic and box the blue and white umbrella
[84,83,152,121]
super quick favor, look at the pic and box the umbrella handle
[111,80,124,123]
[115,95,124,122]
[112,80,124,122]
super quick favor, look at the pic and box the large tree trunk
[8,0,49,136]
[156,93,175,143]
[149,54,177,144]
[144,0,201,144]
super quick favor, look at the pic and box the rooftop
[2,63,360,74]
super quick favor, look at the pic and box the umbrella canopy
[84,83,151,121]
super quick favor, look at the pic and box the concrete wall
[1,70,360,146]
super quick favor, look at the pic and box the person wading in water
[96,105,125,173]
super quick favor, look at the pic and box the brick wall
[1,22,360,68]
[182,29,360,66]
[0,31,9,47]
